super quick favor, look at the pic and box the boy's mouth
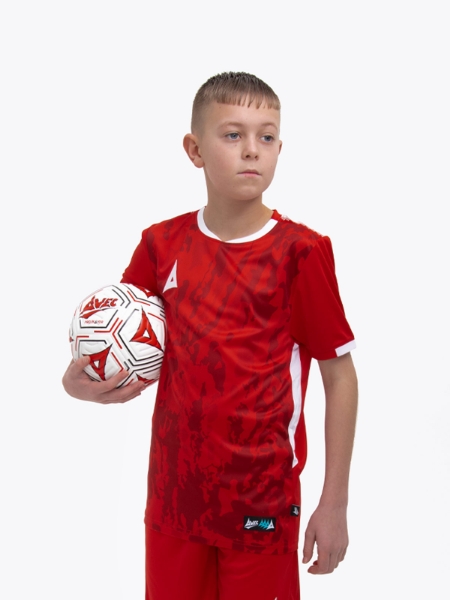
[239,169,261,176]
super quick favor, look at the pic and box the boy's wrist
[318,490,349,510]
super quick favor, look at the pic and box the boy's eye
[262,135,274,142]
[226,132,240,140]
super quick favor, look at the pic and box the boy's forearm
[318,353,358,508]
[302,353,358,574]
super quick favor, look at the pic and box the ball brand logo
[87,347,112,380]
[131,311,162,350]
[80,295,118,319]
[243,516,276,531]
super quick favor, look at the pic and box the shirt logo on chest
[162,260,178,293]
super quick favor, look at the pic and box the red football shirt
[121,208,355,554]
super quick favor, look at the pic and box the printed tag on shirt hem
[290,504,300,517]
[243,516,276,531]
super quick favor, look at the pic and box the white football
[70,283,166,387]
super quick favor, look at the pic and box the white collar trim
[197,207,277,243]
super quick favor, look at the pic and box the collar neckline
[197,207,278,243]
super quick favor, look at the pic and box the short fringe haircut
[191,71,281,132]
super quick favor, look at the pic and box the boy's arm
[62,357,146,404]
[302,352,358,574]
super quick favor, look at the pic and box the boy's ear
[183,134,204,168]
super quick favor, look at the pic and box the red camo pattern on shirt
[122,209,354,554]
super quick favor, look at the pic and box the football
[69,283,166,387]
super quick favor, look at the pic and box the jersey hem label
[243,516,277,531]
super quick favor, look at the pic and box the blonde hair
[191,71,280,132]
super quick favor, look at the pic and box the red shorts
[145,527,300,600]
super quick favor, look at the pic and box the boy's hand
[302,504,348,574]
[62,356,146,404]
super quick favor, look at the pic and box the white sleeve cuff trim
[335,340,356,357]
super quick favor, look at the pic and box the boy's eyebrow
[219,120,279,130]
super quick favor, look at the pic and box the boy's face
[184,100,282,205]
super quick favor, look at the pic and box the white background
[1,1,449,598]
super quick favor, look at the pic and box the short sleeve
[289,236,355,360]
[120,227,159,294]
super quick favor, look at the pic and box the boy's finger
[98,373,147,400]
[302,529,315,563]
[101,378,147,403]
[101,386,144,404]
[98,369,131,391]
[72,355,91,371]
[308,553,331,574]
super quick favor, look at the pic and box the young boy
[63,71,358,600]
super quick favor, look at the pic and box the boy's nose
[242,139,259,159]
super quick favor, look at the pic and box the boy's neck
[203,200,273,242]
